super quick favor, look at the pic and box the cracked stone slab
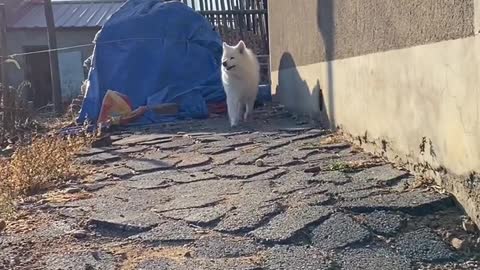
[193,234,261,258]
[211,165,275,179]
[234,148,268,165]
[184,258,264,270]
[351,164,409,185]
[6,219,77,241]
[207,138,254,149]
[278,127,314,133]
[138,138,173,146]
[194,135,226,143]
[341,190,454,214]
[153,196,225,213]
[394,228,457,262]
[78,152,121,165]
[272,172,312,194]
[243,168,287,182]
[89,211,162,236]
[263,138,291,150]
[317,142,351,151]
[339,188,388,200]
[339,247,412,270]
[157,138,195,150]
[42,251,117,270]
[262,153,306,167]
[198,146,235,155]
[165,171,217,184]
[82,182,114,192]
[139,151,171,160]
[125,177,172,190]
[262,246,333,270]
[125,159,178,173]
[171,153,212,169]
[289,130,327,142]
[167,179,242,199]
[211,151,239,165]
[334,177,386,193]
[160,204,234,225]
[269,145,319,159]
[216,203,282,233]
[113,134,172,146]
[250,206,332,243]
[286,191,331,207]
[311,213,371,250]
[128,171,173,182]
[130,220,203,243]
[355,211,406,236]
[136,259,176,270]
[308,171,351,185]
[137,258,262,270]
[104,166,134,179]
[113,145,148,154]
[137,171,216,184]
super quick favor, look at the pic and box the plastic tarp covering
[78,0,225,125]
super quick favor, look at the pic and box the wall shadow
[316,0,336,129]
[275,52,330,128]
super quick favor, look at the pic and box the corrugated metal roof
[10,0,124,29]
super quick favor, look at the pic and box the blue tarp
[78,0,225,125]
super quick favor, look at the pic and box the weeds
[328,157,385,173]
[0,135,92,217]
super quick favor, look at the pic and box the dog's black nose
[222,61,228,67]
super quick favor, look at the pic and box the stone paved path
[1,105,480,269]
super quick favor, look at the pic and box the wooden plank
[0,4,8,129]
[44,0,63,115]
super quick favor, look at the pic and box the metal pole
[44,0,63,115]
[0,4,8,128]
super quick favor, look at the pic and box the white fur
[221,40,260,127]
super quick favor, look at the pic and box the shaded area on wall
[275,52,329,127]
[317,0,335,129]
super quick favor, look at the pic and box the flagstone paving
[1,105,479,270]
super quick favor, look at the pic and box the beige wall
[269,0,480,225]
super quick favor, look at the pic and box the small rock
[69,229,88,239]
[64,187,82,194]
[0,219,6,232]
[255,159,265,167]
[451,238,465,250]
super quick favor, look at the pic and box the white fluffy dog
[221,40,260,127]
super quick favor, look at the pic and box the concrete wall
[5,28,97,95]
[269,0,480,225]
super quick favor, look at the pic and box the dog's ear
[237,40,246,54]
[223,42,228,49]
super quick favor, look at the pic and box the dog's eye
[230,57,235,60]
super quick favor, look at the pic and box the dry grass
[0,135,92,218]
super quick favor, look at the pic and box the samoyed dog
[221,40,260,127]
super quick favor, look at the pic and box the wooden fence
[179,0,270,83]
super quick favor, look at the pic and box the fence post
[44,0,63,115]
[0,4,9,130]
